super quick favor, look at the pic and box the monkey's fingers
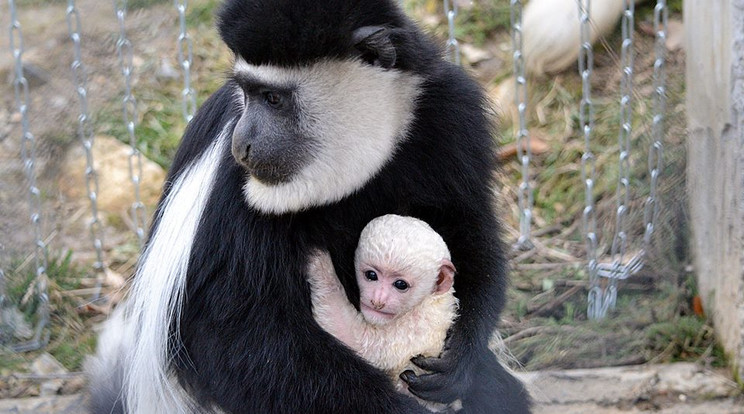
[410,354,448,373]
[399,370,463,404]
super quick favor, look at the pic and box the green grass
[504,277,726,370]
[98,0,231,169]
[16,0,168,8]
[1,251,99,372]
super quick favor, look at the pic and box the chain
[644,0,667,248]
[66,0,106,295]
[175,0,197,122]
[9,0,49,350]
[510,0,533,250]
[1,245,7,331]
[0,267,6,310]
[113,0,147,246]
[597,0,635,315]
[443,0,460,65]
[577,0,602,320]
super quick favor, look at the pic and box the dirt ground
[0,363,741,413]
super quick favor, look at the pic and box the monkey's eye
[364,270,378,281]
[393,280,409,291]
[263,91,284,109]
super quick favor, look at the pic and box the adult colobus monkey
[87,0,531,413]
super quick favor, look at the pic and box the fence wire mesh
[510,0,534,251]
[113,0,148,247]
[66,0,106,300]
[175,0,197,123]
[0,0,680,368]
[5,0,50,352]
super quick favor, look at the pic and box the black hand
[400,334,473,404]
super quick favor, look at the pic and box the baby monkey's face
[356,262,434,325]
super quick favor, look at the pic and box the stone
[57,135,166,215]
[30,353,67,397]
[516,363,740,409]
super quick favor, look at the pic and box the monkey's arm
[401,207,532,412]
[307,250,365,349]
[392,65,531,411]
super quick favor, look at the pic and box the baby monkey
[307,214,459,411]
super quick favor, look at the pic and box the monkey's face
[356,264,432,325]
[228,25,422,215]
[230,58,420,215]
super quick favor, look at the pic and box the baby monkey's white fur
[307,215,459,412]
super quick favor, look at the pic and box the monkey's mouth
[360,304,396,324]
[245,162,294,185]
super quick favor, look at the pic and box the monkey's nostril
[371,300,385,310]
[242,145,251,162]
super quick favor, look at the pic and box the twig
[3,372,85,381]
[527,285,583,317]
[513,262,583,271]
[503,326,554,345]
[531,224,563,238]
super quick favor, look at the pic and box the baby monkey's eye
[393,279,409,291]
[364,270,378,281]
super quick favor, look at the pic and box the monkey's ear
[434,259,456,295]
[352,26,397,69]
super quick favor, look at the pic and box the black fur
[104,0,531,412]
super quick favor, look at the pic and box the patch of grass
[455,1,510,46]
[645,316,726,366]
[406,0,509,46]
[17,0,168,8]
[187,0,221,27]
[1,251,100,372]
[98,0,231,169]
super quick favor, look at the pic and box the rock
[157,57,180,80]
[1,307,34,340]
[60,376,86,395]
[0,394,87,414]
[30,353,67,396]
[665,20,684,52]
[461,44,492,64]
[516,363,740,410]
[57,135,166,215]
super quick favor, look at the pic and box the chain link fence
[0,0,678,359]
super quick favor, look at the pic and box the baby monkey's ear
[434,259,456,295]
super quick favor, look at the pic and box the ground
[0,0,741,411]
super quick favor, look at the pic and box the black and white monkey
[307,214,460,412]
[87,0,531,413]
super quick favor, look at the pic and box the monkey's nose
[371,300,385,310]
[240,144,251,163]
[231,140,251,167]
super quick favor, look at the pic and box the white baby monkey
[307,214,459,411]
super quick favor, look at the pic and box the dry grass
[0,0,722,396]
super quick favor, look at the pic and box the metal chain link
[8,0,50,351]
[594,0,635,316]
[113,0,147,246]
[66,0,106,295]
[443,0,460,65]
[510,0,533,250]
[175,0,197,122]
[644,0,667,249]
[0,267,6,311]
[577,0,602,320]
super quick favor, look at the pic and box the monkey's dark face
[230,58,421,214]
[231,76,313,185]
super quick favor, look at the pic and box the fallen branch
[527,285,583,317]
